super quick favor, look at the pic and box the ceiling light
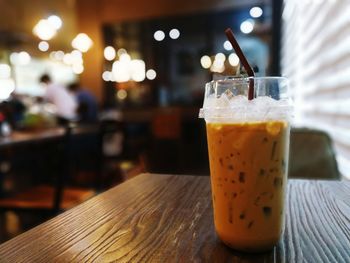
[72,64,84,74]
[169,29,180,39]
[228,53,240,66]
[117,48,127,57]
[146,69,157,80]
[102,71,112,81]
[240,19,254,34]
[117,89,127,100]
[18,51,31,65]
[47,15,62,30]
[200,55,211,69]
[223,40,233,51]
[0,64,11,79]
[33,19,57,40]
[154,30,165,41]
[72,33,93,53]
[130,59,146,82]
[104,46,116,61]
[38,41,49,52]
[250,7,263,18]
[215,53,226,62]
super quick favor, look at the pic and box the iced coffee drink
[199,77,292,252]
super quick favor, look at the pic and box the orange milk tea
[206,120,289,252]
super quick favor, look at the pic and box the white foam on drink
[199,92,292,123]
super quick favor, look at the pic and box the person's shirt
[75,89,98,122]
[44,83,77,120]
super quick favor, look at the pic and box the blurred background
[0,0,348,243]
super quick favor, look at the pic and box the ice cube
[223,89,234,100]
[203,95,216,109]
[227,95,247,108]
[215,94,230,108]
[203,93,230,109]
[252,96,276,107]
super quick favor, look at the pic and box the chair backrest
[151,108,182,140]
[289,127,340,180]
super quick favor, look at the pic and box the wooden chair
[142,108,183,173]
[0,124,95,215]
[289,127,340,180]
[96,119,145,190]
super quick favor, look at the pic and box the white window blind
[282,0,350,179]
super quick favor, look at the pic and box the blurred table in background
[0,125,101,242]
[0,128,65,147]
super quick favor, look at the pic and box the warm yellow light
[71,33,93,53]
[117,48,127,57]
[63,54,73,65]
[0,79,15,100]
[104,46,116,61]
[47,15,62,30]
[200,55,212,69]
[72,64,84,74]
[215,53,226,62]
[19,52,31,65]
[55,50,65,60]
[33,19,57,40]
[112,61,130,83]
[11,51,31,65]
[117,89,127,100]
[146,69,156,80]
[210,59,225,73]
[70,50,83,65]
[102,71,112,81]
[229,53,240,66]
[0,64,11,79]
[38,41,49,52]
[130,59,145,82]
[120,53,131,62]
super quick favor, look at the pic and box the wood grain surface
[0,174,349,262]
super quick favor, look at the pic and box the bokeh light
[38,41,49,52]
[250,7,263,18]
[0,64,11,79]
[117,89,127,100]
[104,46,116,61]
[240,20,254,34]
[146,69,157,80]
[72,64,84,74]
[200,55,212,69]
[33,19,56,40]
[169,29,180,39]
[102,71,112,81]
[228,53,240,66]
[71,33,93,53]
[215,53,226,62]
[154,30,165,41]
[223,40,233,51]
[47,15,62,30]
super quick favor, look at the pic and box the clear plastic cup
[199,77,292,252]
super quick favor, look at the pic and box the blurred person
[1,93,26,128]
[39,74,77,125]
[68,83,98,123]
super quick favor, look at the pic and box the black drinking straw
[225,28,255,100]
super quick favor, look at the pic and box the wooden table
[0,174,349,262]
[0,125,100,148]
[0,128,66,147]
